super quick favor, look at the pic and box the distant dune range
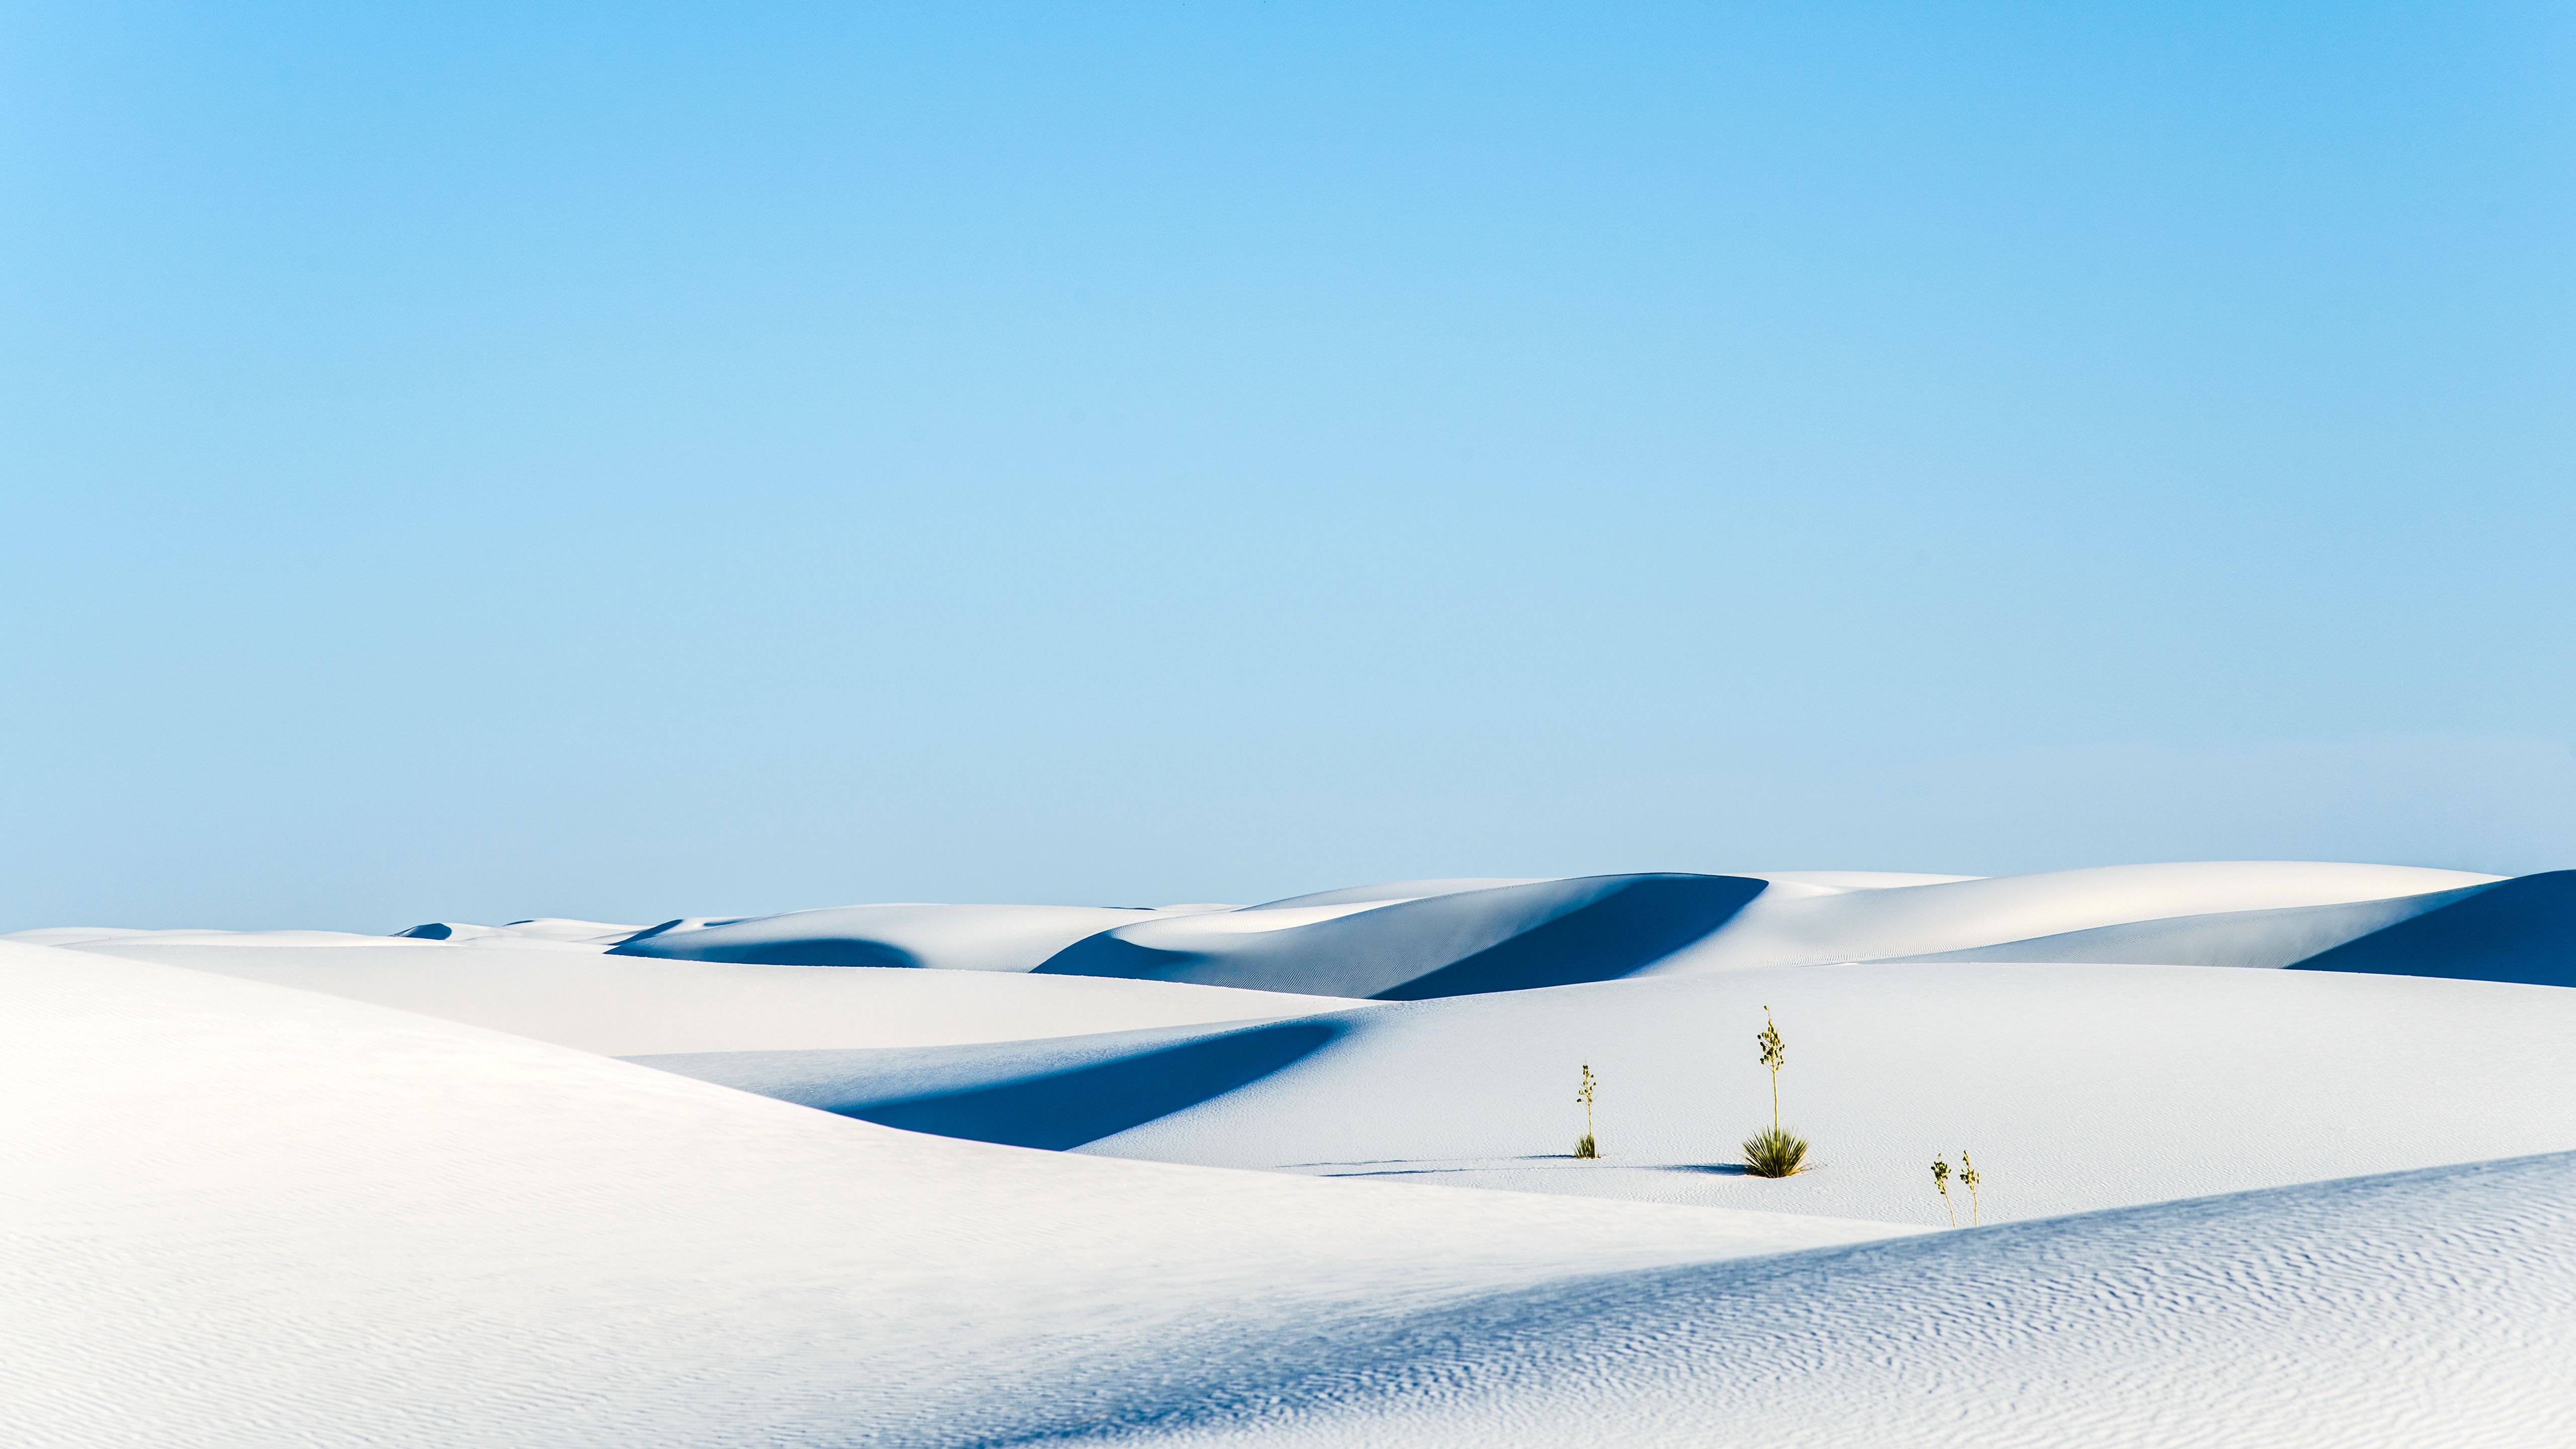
[591,861,2567,992]
[10,860,2574,1445]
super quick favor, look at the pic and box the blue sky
[4,3,2570,929]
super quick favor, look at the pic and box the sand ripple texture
[930,1151,2576,1447]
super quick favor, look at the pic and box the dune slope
[0,939,1894,1449]
[48,941,1353,1054]
[561,862,2540,997]
[955,1149,2576,1447]
[1035,873,1768,997]
[12,851,2576,1447]
[2291,868,2576,987]
[608,902,1227,970]
[643,963,2576,1224]
[1649,861,2501,974]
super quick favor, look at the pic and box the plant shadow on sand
[1652,1163,1756,1176]
[1524,1157,1760,1176]
[1304,1157,1760,1178]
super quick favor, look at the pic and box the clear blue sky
[4,3,2570,930]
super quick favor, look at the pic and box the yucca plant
[1959,1150,1981,1226]
[1574,1063,1599,1159]
[1741,1006,1809,1177]
[1930,1155,1956,1226]
[1742,1124,1809,1177]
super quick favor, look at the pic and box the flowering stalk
[1574,1064,1599,1159]
[1756,1007,1786,1132]
[1740,1008,1809,1177]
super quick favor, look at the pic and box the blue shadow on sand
[608,921,922,968]
[1371,874,1767,1000]
[2291,870,2576,989]
[638,1018,1347,1151]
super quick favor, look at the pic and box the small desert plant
[1930,1155,1956,1226]
[1740,1007,1809,1177]
[1742,1124,1809,1177]
[1959,1150,1981,1226]
[1574,1063,1599,1159]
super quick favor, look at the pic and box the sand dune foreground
[7,861,2573,1446]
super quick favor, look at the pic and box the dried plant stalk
[1741,1009,1808,1176]
[1574,1064,1599,1159]
[1756,1007,1787,1133]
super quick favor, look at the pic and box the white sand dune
[613,901,1235,970]
[584,861,2543,997]
[5,925,448,950]
[10,858,2574,1445]
[7,920,645,951]
[7,936,2572,1445]
[645,962,2576,1224]
[0,939,1895,1449]
[26,942,1353,1054]
[1664,860,2500,971]
[1882,889,2481,968]
[938,1150,2576,1447]
[1876,866,2576,985]
[1033,873,1764,996]
[392,917,642,945]
[2293,867,2576,986]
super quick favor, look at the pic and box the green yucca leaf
[1741,1125,1809,1178]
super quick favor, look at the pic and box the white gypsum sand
[640,962,2576,1224]
[552,862,2519,995]
[10,859,2575,1445]
[42,941,1355,1054]
[0,940,1893,1449]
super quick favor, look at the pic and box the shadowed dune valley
[8,862,2575,1445]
